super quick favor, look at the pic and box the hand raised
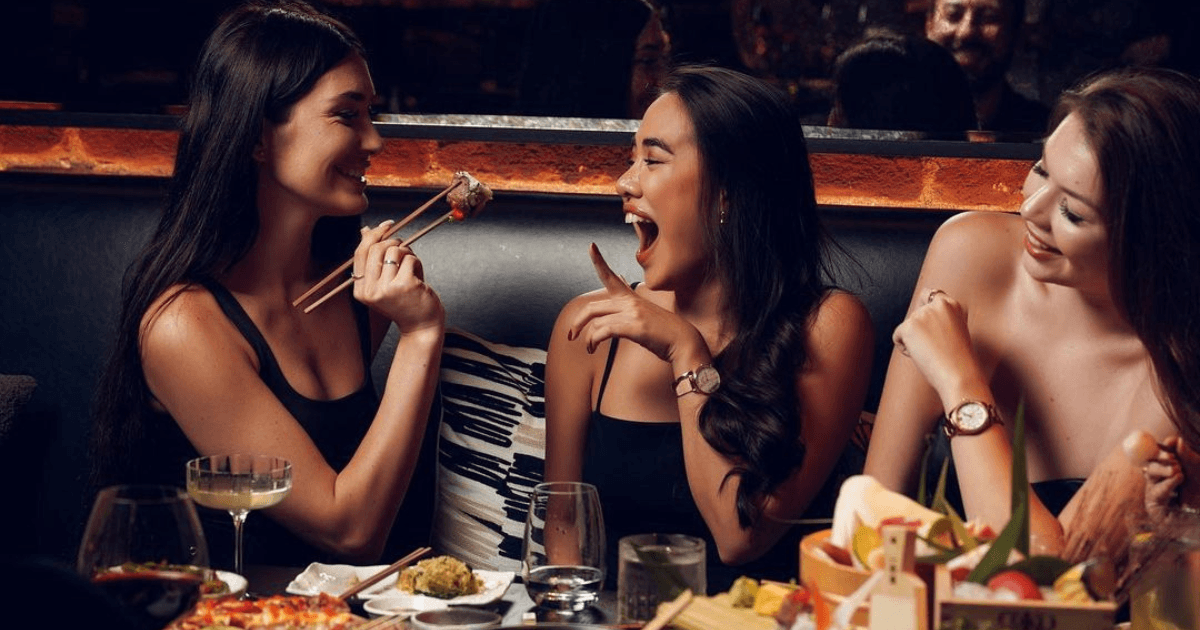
[892,289,984,401]
[565,244,706,365]
[351,221,444,333]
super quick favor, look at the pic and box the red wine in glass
[92,570,204,630]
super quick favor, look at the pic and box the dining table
[243,564,624,628]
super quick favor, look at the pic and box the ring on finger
[926,288,946,304]
[350,273,365,280]
[383,259,400,266]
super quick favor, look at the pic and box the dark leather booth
[0,172,950,563]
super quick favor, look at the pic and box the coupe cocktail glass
[186,455,292,577]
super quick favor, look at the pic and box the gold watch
[943,400,1003,438]
[674,364,720,397]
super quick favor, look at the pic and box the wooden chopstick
[355,614,405,629]
[291,181,463,309]
[299,207,459,314]
[642,588,694,630]
[337,546,432,601]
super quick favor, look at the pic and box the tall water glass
[186,454,292,576]
[1129,511,1200,630]
[617,533,706,624]
[521,481,606,611]
[77,485,210,630]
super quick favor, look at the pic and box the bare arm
[676,292,873,564]
[867,212,1062,553]
[544,292,605,485]
[565,245,873,564]
[141,224,444,563]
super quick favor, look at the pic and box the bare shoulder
[139,283,248,365]
[804,290,874,375]
[922,211,1024,298]
[555,287,610,320]
[810,290,872,346]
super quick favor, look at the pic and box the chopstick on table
[291,180,464,311]
[337,546,432,601]
[641,588,694,630]
[356,614,405,630]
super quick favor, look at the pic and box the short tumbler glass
[617,533,706,624]
[521,481,606,611]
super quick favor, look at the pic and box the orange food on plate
[168,592,362,629]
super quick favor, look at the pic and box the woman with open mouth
[544,64,875,591]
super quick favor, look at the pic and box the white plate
[362,570,515,618]
[285,562,393,598]
[211,570,248,599]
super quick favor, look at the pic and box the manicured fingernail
[379,219,395,228]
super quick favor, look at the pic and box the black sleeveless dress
[581,338,845,593]
[135,281,381,569]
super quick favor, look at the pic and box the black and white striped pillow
[432,330,547,572]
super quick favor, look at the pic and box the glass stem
[231,509,249,578]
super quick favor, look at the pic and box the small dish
[363,570,515,617]
[410,608,502,630]
[285,562,392,598]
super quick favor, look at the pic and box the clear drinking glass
[1129,511,1200,630]
[521,481,606,611]
[186,454,292,577]
[76,484,210,630]
[616,533,707,624]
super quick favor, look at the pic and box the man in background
[926,0,1049,133]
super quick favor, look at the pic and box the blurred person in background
[925,0,1049,132]
[828,30,976,138]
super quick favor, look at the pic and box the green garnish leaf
[931,456,977,552]
[965,397,1031,583]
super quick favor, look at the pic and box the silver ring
[383,259,400,266]
[350,273,364,280]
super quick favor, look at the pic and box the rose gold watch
[674,364,720,397]
[943,400,1003,438]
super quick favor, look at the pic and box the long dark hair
[662,65,833,526]
[90,0,365,488]
[1053,66,1200,448]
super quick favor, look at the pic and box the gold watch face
[956,402,990,433]
[695,365,721,394]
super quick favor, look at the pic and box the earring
[719,206,727,225]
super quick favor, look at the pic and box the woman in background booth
[864,66,1200,570]
[544,65,874,591]
[91,0,443,567]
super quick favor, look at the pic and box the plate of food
[285,562,392,598]
[102,562,246,599]
[362,556,514,617]
[166,592,362,629]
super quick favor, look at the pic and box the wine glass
[521,481,606,612]
[186,454,292,577]
[77,484,210,630]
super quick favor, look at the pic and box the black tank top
[137,281,380,569]
[581,338,813,593]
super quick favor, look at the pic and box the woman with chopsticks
[544,65,875,591]
[864,66,1200,575]
[91,0,443,567]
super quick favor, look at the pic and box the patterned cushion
[432,329,547,572]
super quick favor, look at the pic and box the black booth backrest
[0,175,950,562]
